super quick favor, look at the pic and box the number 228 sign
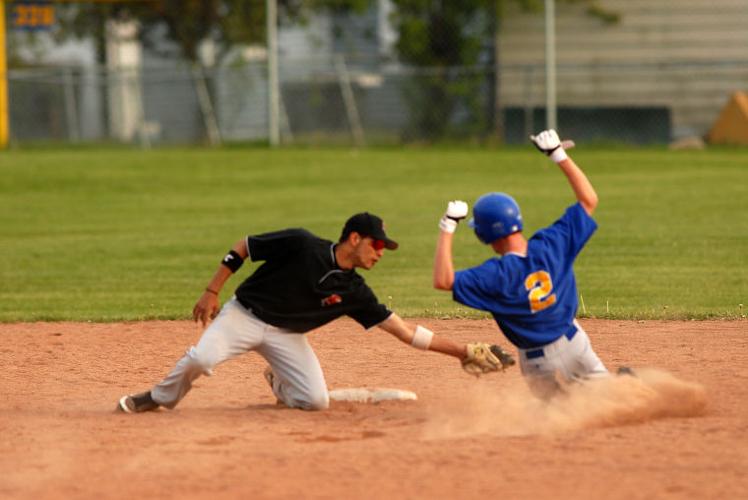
[11,2,56,31]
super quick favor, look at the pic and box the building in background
[496,0,748,141]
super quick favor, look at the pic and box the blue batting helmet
[468,192,523,244]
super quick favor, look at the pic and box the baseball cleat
[117,391,159,413]
[263,367,285,406]
[263,366,276,390]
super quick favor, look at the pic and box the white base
[328,388,417,403]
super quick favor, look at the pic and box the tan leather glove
[462,343,515,376]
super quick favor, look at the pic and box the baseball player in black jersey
[117,212,512,413]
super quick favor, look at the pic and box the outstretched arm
[531,130,598,215]
[377,313,514,375]
[193,238,249,326]
[378,313,465,359]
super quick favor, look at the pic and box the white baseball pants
[151,297,329,411]
[517,320,608,399]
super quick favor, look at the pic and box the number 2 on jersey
[524,271,556,313]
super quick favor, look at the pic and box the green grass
[1,146,746,321]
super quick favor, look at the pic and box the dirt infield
[1,318,747,499]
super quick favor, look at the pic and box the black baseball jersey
[234,228,392,333]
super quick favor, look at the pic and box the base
[328,388,417,403]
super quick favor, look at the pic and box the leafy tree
[54,0,370,65]
[49,0,616,143]
[392,0,491,141]
[390,0,619,142]
[50,1,370,143]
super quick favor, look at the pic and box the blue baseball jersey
[453,203,597,349]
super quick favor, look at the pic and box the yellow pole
[0,0,8,148]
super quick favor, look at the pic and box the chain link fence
[6,0,748,148]
[8,56,747,147]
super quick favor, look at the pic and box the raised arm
[433,200,468,290]
[193,238,249,326]
[434,231,455,290]
[530,129,598,215]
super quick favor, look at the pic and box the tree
[392,0,492,141]
[52,0,616,143]
[55,1,370,65]
[390,0,619,142]
[52,1,370,143]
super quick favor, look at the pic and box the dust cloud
[423,368,707,439]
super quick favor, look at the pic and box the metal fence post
[63,68,80,142]
[334,54,366,147]
[192,64,222,146]
[523,65,535,140]
[544,0,557,131]
[266,0,280,147]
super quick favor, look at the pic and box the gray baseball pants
[517,320,608,399]
[151,297,329,411]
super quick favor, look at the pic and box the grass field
[0,146,746,321]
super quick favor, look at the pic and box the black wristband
[221,250,244,273]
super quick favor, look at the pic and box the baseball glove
[462,343,515,376]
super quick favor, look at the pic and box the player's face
[353,236,385,269]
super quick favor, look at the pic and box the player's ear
[349,232,362,246]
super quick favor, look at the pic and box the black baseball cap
[340,212,399,250]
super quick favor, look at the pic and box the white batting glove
[439,200,469,233]
[530,129,568,163]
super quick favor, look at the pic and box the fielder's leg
[256,328,329,411]
[151,298,264,409]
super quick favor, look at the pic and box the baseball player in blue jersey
[433,129,610,399]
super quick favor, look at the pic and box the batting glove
[530,129,568,163]
[439,200,469,233]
